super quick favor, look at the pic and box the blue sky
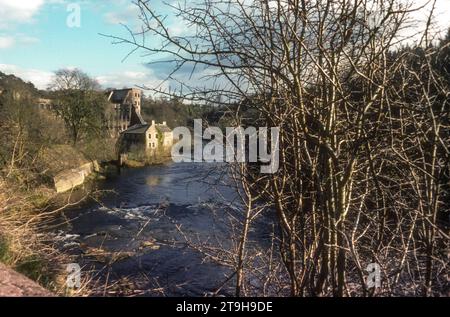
[0,0,449,92]
[0,0,174,90]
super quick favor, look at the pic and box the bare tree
[50,68,101,91]
[50,69,107,145]
[107,0,449,296]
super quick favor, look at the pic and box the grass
[0,236,11,263]
[15,255,54,286]
[0,231,55,289]
[0,180,73,294]
[0,140,134,296]
[0,223,59,291]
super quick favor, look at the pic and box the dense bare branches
[113,0,449,296]
[50,69,108,145]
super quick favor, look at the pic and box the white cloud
[123,71,148,80]
[0,34,40,49]
[0,36,15,49]
[166,18,192,37]
[0,0,45,28]
[18,35,40,45]
[104,4,140,25]
[0,63,167,93]
[0,64,53,90]
[397,0,450,43]
[96,70,168,92]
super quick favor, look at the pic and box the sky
[0,0,173,91]
[0,0,449,92]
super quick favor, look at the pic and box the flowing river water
[51,162,274,296]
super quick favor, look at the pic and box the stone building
[106,88,145,136]
[37,98,53,110]
[121,120,173,153]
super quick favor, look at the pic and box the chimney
[151,120,155,126]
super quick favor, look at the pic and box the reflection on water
[146,175,163,187]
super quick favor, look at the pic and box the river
[51,162,273,296]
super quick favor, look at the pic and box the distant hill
[0,71,40,98]
[141,96,228,128]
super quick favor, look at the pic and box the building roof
[122,121,172,135]
[156,124,172,133]
[122,124,150,134]
[108,89,130,104]
[107,88,141,104]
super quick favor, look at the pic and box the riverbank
[0,149,180,296]
[0,152,121,296]
[120,148,173,168]
[0,263,54,296]
[0,178,75,295]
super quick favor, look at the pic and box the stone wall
[53,161,99,193]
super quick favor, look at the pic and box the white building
[121,120,173,152]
